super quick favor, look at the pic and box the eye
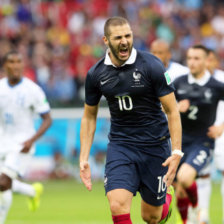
[114,36,122,40]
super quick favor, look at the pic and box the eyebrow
[112,33,132,39]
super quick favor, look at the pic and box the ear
[103,36,109,46]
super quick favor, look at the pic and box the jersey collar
[7,77,24,88]
[104,48,137,67]
[188,70,211,86]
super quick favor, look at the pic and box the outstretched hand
[162,154,181,187]
[80,161,92,191]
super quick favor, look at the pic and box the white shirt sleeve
[32,85,50,114]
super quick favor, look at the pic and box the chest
[0,87,33,111]
[98,67,150,97]
[176,83,219,105]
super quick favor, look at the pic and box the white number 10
[115,95,133,111]
[158,176,166,193]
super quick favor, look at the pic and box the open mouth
[119,47,129,57]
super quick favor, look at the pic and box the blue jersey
[174,74,224,137]
[85,49,175,145]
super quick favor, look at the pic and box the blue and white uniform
[0,77,50,179]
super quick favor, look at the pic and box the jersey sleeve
[85,71,102,106]
[33,85,50,114]
[149,58,175,97]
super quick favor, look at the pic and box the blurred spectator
[1,0,224,107]
[49,150,75,179]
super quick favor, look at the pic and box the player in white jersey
[0,51,52,224]
[150,39,189,82]
[195,49,224,224]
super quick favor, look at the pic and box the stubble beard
[108,41,133,65]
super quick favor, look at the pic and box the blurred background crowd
[0,0,224,108]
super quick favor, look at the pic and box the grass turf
[6,180,222,224]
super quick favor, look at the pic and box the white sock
[12,180,35,197]
[221,176,224,222]
[0,190,13,224]
[197,177,211,222]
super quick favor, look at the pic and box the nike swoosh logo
[100,79,110,85]
[157,194,166,200]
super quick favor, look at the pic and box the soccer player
[150,39,189,82]
[0,51,52,224]
[80,16,183,224]
[173,45,224,224]
[196,49,224,224]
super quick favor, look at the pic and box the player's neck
[192,70,206,79]
[8,77,22,86]
[208,68,215,76]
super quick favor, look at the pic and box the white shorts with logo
[0,139,34,179]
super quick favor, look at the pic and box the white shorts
[214,134,224,171]
[0,150,34,179]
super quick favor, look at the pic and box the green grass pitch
[6,180,222,224]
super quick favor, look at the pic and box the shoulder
[23,77,45,94]
[0,77,7,86]
[137,50,164,67]
[23,77,40,88]
[136,50,165,76]
[88,57,105,77]
[209,76,224,87]
[214,69,224,83]
[0,78,10,90]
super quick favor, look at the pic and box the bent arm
[160,92,182,152]
[21,112,52,153]
[80,104,99,162]
[32,113,52,142]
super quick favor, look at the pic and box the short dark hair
[190,44,209,55]
[104,16,129,38]
[2,50,21,65]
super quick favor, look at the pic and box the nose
[120,37,128,45]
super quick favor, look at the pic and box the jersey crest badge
[204,88,212,101]
[133,71,141,81]
[164,71,171,85]
[131,69,144,88]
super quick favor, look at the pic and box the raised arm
[80,103,99,191]
[159,92,182,187]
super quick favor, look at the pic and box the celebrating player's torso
[85,49,175,145]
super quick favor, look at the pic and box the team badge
[204,89,212,101]
[133,71,141,81]
[131,69,144,87]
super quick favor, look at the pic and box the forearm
[167,109,182,151]
[30,114,52,142]
[80,116,96,162]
